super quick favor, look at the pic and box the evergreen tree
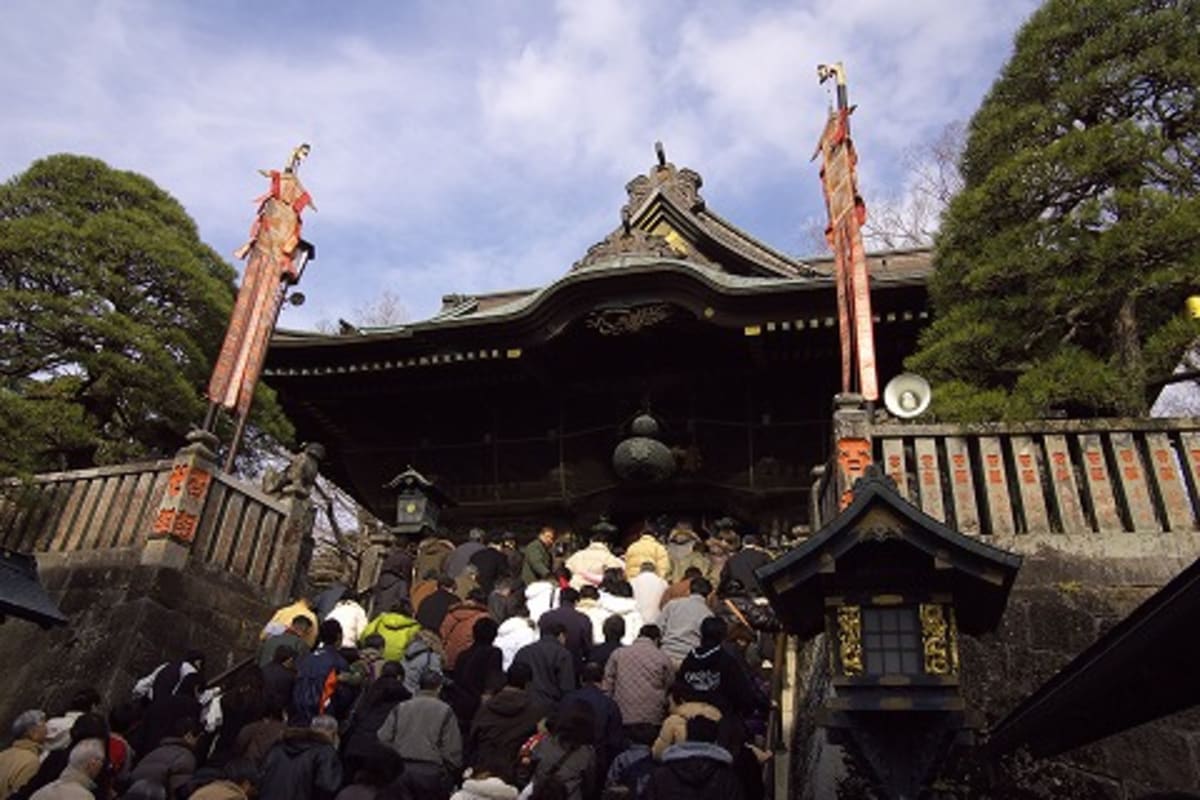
[0,154,293,475]
[908,0,1200,420]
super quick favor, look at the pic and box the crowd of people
[0,523,782,800]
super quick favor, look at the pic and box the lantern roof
[383,466,456,508]
[755,465,1022,638]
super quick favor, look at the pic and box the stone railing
[0,435,310,602]
[0,460,174,555]
[871,418,1199,536]
[813,399,1200,536]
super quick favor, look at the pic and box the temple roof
[756,466,1022,638]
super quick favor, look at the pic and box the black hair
[472,616,499,644]
[700,616,728,647]
[507,661,533,689]
[686,715,719,743]
[579,585,600,600]
[467,588,489,604]
[552,701,596,748]
[291,615,313,629]
[66,688,100,714]
[638,624,662,642]
[539,619,567,638]
[362,634,386,651]
[559,587,580,606]
[580,662,604,684]
[108,702,140,736]
[69,713,108,744]
[319,619,343,648]
[602,614,626,642]
[690,577,712,596]
[272,644,297,664]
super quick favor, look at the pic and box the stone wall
[0,548,273,728]
[952,533,1200,797]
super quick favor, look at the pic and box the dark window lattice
[863,606,921,675]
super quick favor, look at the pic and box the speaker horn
[883,373,932,419]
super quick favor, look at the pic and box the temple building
[263,151,932,537]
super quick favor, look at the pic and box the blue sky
[0,0,1039,330]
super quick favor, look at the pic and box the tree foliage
[909,0,1200,420]
[0,154,293,475]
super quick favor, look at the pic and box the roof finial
[655,141,667,168]
[621,207,632,235]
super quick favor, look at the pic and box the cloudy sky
[0,0,1039,329]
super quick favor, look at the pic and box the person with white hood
[450,768,519,800]
[629,561,669,625]
[494,599,539,671]
[324,595,368,648]
[597,580,644,646]
[524,577,561,624]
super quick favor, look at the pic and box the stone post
[141,430,219,569]
[832,393,873,510]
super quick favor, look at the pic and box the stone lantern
[756,465,1022,798]
[384,466,454,536]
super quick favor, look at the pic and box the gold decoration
[586,304,674,336]
[920,603,957,675]
[837,605,863,676]
[948,606,960,675]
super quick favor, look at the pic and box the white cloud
[0,0,1039,325]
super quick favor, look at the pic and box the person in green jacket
[520,527,557,585]
[361,600,421,662]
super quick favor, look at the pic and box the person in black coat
[259,716,343,800]
[512,619,577,710]
[537,587,593,674]
[470,534,512,596]
[340,670,409,779]
[448,617,505,734]
[561,662,625,780]
[718,536,771,596]
[466,662,548,784]
[262,645,298,713]
[415,576,459,633]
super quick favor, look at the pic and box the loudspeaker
[883,373,932,419]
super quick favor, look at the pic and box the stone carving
[263,442,325,498]
[838,604,864,676]
[586,304,674,336]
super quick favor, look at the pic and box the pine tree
[908,0,1200,420]
[0,154,293,474]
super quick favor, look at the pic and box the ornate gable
[572,143,818,278]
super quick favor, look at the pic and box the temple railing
[871,418,1200,536]
[0,453,303,601]
[0,461,174,554]
[811,410,1200,534]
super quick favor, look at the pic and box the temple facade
[263,153,932,537]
